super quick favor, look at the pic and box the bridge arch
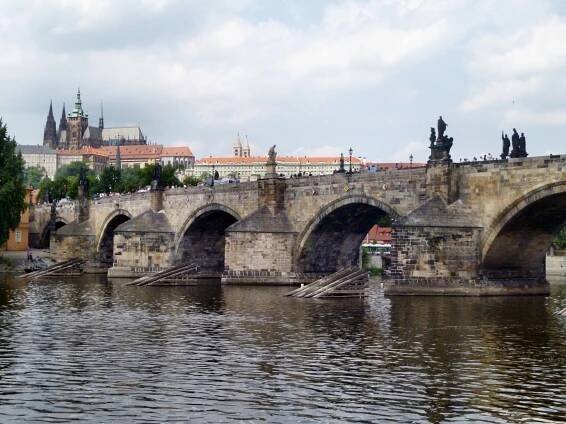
[176,204,241,273]
[295,194,400,273]
[39,217,68,248]
[96,209,133,267]
[481,181,566,274]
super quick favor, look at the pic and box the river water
[0,274,565,423]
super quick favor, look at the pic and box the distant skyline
[2,0,566,162]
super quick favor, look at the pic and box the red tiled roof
[366,225,392,243]
[101,145,163,160]
[162,146,194,157]
[57,147,109,157]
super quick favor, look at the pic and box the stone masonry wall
[390,225,481,281]
[224,232,295,273]
[113,231,176,274]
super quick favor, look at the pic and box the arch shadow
[96,209,133,267]
[175,204,241,273]
[39,218,68,248]
[481,181,566,273]
[294,194,400,273]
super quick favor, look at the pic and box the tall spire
[43,100,57,149]
[70,87,85,117]
[59,103,67,131]
[98,101,104,130]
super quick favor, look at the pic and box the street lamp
[348,147,353,173]
[211,164,215,187]
[409,154,413,168]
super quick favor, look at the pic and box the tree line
[26,162,203,202]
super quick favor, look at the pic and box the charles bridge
[29,154,566,295]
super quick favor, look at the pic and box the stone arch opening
[177,206,240,273]
[296,196,398,273]
[39,219,67,248]
[482,183,566,276]
[97,212,132,267]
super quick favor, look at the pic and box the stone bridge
[31,154,566,295]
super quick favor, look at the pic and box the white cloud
[1,0,566,160]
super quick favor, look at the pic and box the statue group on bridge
[428,115,454,163]
[501,129,528,159]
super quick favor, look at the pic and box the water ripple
[0,274,565,423]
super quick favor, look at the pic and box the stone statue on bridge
[428,116,453,164]
[265,145,278,177]
[151,162,163,189]
[509,128,528,158]
[78,166,89,199]
[267,145,277,164]
[501,132,511,159]
[437,116,447,139]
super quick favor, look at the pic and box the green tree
[554,225,566,250]
[97,166,121,194]
[0,119,27,246]
[120,168,144,193]
[24,165,46,188]
[182,175,201,186]
[55,161,93,179]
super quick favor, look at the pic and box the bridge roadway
[30,154,566,295]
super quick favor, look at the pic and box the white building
[189,155,363,181]
[17,145,58,179]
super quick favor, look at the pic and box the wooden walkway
[285,268,369,298]
[126,264,199,286]
[16,258,85,281]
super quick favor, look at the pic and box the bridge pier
[222,176,308,284]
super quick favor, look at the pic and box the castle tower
[233,132,243,157]
[67,88,89,149]
[43,101,57,149]
[58,103,67,148]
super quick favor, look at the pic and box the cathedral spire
[43,100,57,149]
[59,103,67,131]
[99,102,104,130]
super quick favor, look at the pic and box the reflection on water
[0,274,565,423]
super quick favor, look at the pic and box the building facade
[190,155,363,180]
[17,145,58,179]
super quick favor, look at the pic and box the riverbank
[0,249,54,273]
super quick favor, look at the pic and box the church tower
[233,133,243,157]
[242,135,251,158]
[67,89,89,149]
[43,101,57,149]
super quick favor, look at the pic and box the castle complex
[43,89,146,150]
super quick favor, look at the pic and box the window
[15,230,21,243]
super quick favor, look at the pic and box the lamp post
[349,147,353,173]
[409,154,413,168]
[211,164,215,187]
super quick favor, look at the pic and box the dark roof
[17,145,57,155]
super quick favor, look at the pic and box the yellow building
[1,188,32,252]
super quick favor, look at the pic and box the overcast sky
[1,0,566,162]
